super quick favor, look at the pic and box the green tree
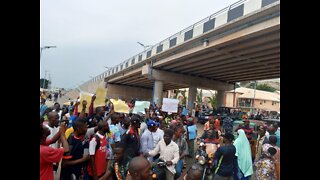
[207,93,217,108]
[181,90,187,106]
[196,89,203,104]
[173,89,187,106]
[40,78,50,89]
[256,83,276,92]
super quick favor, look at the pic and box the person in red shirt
[203,129,220,144]
[236,119,254,141]
[40,121,69,180]
[87,120,109,179]
[214,114,221,131]
[186,111,195,125]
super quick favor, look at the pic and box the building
[225,87,280,113]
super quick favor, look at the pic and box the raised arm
[89,95,96,116]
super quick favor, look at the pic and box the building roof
[227,87,280,102]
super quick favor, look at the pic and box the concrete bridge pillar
[217,90,225,108]
[187,86,197,112]
[153,80,163,106]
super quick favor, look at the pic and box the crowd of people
[40,93,280,180]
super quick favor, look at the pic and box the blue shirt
[109,124,121,143]
[68,115,77,128]
[187,125,197,140]
[40,104,47,116]
[214,144,236,177]
[275,129,280,147]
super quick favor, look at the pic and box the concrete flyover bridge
[80,0,280,110]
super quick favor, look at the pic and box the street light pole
[40,46,57,88]
[252,80,257,115]
[137,42,152,50]
[42,70,48,89]
[40,46,57,62]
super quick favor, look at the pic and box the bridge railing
[83,0,279,86]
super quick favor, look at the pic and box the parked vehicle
[197,109,214,124]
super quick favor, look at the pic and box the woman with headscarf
[233,129,253,180]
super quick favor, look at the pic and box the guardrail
[82,0,279,86]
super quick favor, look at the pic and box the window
[131,58,135,65]
[147,50,152,58]
[260,101,263,105]
[264,100,266,103]
[156,44,163,53]
[126,62,129,68]
[120,64,123,70]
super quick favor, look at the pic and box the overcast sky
[40,0,240,89]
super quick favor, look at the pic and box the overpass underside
[107,17,280,91]
[103,0,280,106]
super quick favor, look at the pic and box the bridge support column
[187,86,197,112]
[153,80,163,106]
[217,90,225,108]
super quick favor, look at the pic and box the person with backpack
[87,120,109,180]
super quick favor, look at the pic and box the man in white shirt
[45,111,60,148]
[152,123,164,148]
[147,129,179,180]
[52,102,62,120]
[140,120,157,162]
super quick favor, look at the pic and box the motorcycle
[151,159,166,180]
[195,139,219,180]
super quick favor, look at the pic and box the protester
[46,112,60,148]
[127,156,152,180]
[262,136,280,180]
[172,125,188,179]
[215,114,221,131]
[61,118,90,180]
[52,102,63,120]
[254,147,277,180]
[40,122,69,180]
[87,120,109,179]
[255,125,269,162]
[147,129,179,180]
[119,117,131,136]
[186,121,197,157]
[233,129,253,180]
[213,133,236,180]
[183,163,204,180]
[122,115,141,158]
[40,98,48,116]
[99,143,131,180]
[140,120,157,162]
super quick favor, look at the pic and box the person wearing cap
[213,133,236,180]
[236,119,254,141]
[122,115,141,158]
[140,120,157,162]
